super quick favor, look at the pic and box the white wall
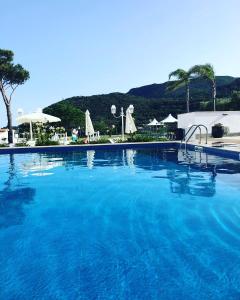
[178,111,240,137]
[0,130,17,144]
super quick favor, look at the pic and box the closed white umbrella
[161,114,177,123]
[85,110,94,139]
[125,108,137,134]
[17,108,61,140]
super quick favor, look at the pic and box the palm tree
[190,64,216,111]
[168,69,191,113]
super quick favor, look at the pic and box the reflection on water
[3,148,240,181]
[1,147,240,229]
[0,187,35,228]
[166,168,216,197]
[87,150,95,169]
[0,155,35,228]
[21,155,64,176]
[126,149,137,168]
[9,148,240,188]
[0,148,240,299]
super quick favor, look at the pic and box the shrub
[231,91,240,109]
[127,135,155,142]
[70,138,109,145]
[126,134,168,143]
[15,142,29,147]
[89,138,110,144]
[157,137,169,141]
[36,140,59,146]
[69,139,85,145]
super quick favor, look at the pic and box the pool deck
[186,136,240,160]
[0,140,240,159]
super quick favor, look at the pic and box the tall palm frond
[168,68,191,112]
[190,64,214,80]
[190,63,216,110]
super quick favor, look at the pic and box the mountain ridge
[127,76,237,99]
[44,76,240,130]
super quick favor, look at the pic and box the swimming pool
[0,145,240,299]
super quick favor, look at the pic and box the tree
[190,64,216,111]
[0,49,29,143]
[168,69,191,113]
[231,91,240,110]
[43,101,85,131]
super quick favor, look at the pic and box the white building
[177,111,240,139]
[0,129,17,144]
[0,129,8,144]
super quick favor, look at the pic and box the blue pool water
[0,147,240,299]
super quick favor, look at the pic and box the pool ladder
[181,147,209,167]
[179,124,209,167]
[180,124,208,150]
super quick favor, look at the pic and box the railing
[181,124,208,148]
[180,147,208,165]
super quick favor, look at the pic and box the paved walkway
[193,136,240,152]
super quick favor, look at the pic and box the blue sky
[1,0,240,126]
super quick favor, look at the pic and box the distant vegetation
[0,49,29,143]
[189,64,217,111]
[167,64,217,112]
[1,49,238,141]
[168,68,192,113]
[44,75,240,132]
[44,102,85,132]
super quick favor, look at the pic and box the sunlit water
[0,147,240,299]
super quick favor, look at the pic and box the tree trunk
[0,83,13,143]
[186,82,190,113]
[5,103,13,144]
[212,80,216,111]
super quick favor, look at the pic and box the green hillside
[44,76,240,132]
[128,76,236,99]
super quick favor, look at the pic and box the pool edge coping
[0,141,240,160]
[0,141,178,154]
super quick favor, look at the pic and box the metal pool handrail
[181,124,208,147]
